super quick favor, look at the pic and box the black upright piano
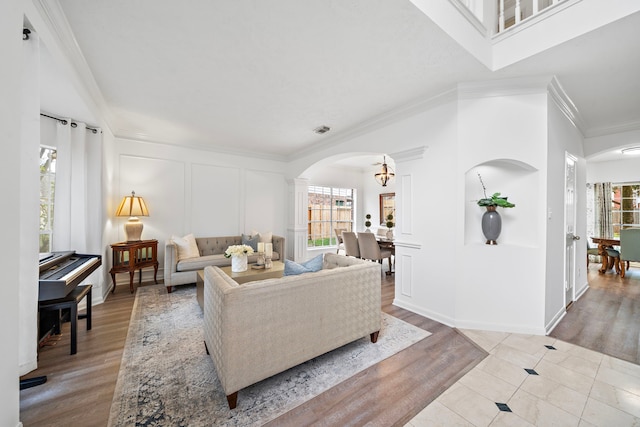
[22,251,102,389]
[38,251,101,301]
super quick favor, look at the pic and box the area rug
[108,285,430,426]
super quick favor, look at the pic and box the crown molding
[584,120,640,139]
[115,133,288,163]
[390,146,428,163]
[458,75,554,99]
[30,0,115,132]
[547,76,586,136]
[288,89,457,162]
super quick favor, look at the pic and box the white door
[564,153,578,309]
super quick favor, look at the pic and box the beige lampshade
[115,191,149,241]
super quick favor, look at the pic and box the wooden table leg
[597,244,609,273]
[129,271,135,293]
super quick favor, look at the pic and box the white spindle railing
[497,0,565,34]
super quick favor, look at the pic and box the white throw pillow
[172,233,200,260]
[251,230,272,243]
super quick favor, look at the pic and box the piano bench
[39,285,92,355]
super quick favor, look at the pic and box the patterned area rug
[108,285,430,426]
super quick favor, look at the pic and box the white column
[287,178,309,262]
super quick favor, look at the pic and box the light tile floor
[406,330,640,427]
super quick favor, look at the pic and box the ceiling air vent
[314,125,331,134]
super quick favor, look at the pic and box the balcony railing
[498,0,564,33]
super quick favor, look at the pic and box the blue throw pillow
[302,254,324,272]
[284,254,324,276]
[241,233,260,251]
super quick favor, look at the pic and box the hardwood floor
[21,264,639,426]
[550,263,640,365]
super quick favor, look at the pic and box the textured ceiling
[49,0,640,160]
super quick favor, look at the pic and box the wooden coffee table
[196,261,285,310]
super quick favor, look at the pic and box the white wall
[457,89,548,334]
[587,157,640,183]
[546,97,586,330]
[108,137,288,286]
[1,1,26,425]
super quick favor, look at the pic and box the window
[308,186,355,247]
[40,146,57,253]
[612,182,640,237]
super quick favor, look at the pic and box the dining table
[591,237,620,273]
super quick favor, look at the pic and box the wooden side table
[110,239,159,293]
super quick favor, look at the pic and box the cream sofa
[164,235,285,292]
[203,252,381,409]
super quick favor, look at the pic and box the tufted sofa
[164,235,285,292]
[203,252,381,409]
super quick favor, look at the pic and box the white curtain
[594,182,613,238]
[52,121,102,254]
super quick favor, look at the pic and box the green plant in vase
[385,214,394,239]
[365,214,372,231]
[476,173,515,245]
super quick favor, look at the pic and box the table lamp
[115,191,149,241]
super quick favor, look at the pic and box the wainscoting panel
[400,253,413,297]
[401,174,413,235]
[191,164,241,235]
[245,169,287,235]
[119,155,185,241]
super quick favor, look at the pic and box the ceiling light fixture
[621,146,640,155]
[374,156,395,187]
[314,125,331,134]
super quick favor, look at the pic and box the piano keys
[38,251,101,301]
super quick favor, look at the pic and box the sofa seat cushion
[177,254,229,271]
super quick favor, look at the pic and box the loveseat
[164,235,285,292]
[203,252,381,409]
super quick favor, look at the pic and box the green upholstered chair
[619,228,640,278]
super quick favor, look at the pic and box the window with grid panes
[307,186,355,247]
[611,182,640,237]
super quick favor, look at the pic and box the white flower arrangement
[224,244,254,258]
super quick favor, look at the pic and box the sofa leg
[370,331,379,343]
[226,392,238,409]
[204,341,209,355]
[167,286,173,293]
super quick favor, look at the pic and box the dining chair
[587,241,600,267]
[619,228,640,278]
[334,228,346,254]
[342,232,360,258]
[357,232,393,275]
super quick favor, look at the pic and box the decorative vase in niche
[231,254,248,272]
[482,206,501,245]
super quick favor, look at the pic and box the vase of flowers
[224,244,254,272]
[477,173,515,245]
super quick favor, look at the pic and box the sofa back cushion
[195,236,243,256]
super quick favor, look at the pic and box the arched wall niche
[464,158,539,247]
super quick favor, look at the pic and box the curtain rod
[40,113,100,134]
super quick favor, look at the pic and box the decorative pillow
[251,230,273,243]
[242,233,260,251]
[284,254,324,276]
[172,233,200,260]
